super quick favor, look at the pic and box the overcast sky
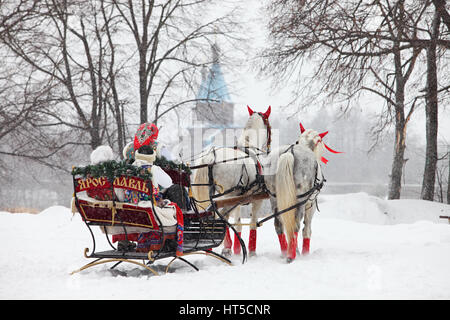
[228,0,449,147]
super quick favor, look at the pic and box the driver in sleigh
[121,123,173,206]
[87,122,185,255]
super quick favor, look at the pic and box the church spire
[194,42,234,127]
[196,43,231,103]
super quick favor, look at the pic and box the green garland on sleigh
[71,156,191,182]
[71,160,153,182]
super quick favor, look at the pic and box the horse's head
[298,122,342,164]
[238,105,272,151]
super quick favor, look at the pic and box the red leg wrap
[249,229,257,253]
[287,232,298,261]
[302,238,310,255]
[277,233,288,255]
[233,232,242,255]
[224,227,232,249]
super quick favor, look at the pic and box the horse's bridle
[255,112,272,153]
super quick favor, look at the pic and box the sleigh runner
[70,163,234,276]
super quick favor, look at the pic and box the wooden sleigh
[70,164,234,276]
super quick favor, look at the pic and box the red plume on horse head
[319,131,328,139]
[299,122,306,133]
[262,105,271,119]
[247,105,271,119]
[299,122,343,164]
[300,123,328,139]
[247,105,254,116]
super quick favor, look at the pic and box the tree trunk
[90,128,102,150]
[139,54,148,124]
[388,43,407,200]
[114,105,124,156]
[447,146,450,204]
[421,10,440,201]
[388,116,407,200]
[432,0,450,32]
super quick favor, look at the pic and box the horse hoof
[249,251,257,258]
[286,257,294,263]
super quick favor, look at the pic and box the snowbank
[318,192,449,225]
[0,193,449,300]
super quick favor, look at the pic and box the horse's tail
[275,152,297,240]
[191,151,215,211]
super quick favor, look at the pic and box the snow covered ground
[1,192,449,300]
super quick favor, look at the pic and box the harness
[189,115,326,228]
[190,146,267,201]
[256,144,326,227]
[256,175,325,227]
[190,111,271,201]
[235,146,265,183]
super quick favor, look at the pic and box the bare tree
[0,0,131,154]
[0,0,39,34]
[261,0,449,199]
[0,0,245,168]
[100,0,127,154]
[0,0,83,172]
[435,153,448,203]
[434,0,450,204]
[432,0,450,31]
[448,145,450,204]
[111,0,243,125]
[0,0,43,143]
[421,8,441,201]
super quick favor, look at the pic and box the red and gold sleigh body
[71,168,231,276]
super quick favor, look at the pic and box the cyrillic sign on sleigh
[74,176,151,196]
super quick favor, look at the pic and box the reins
[188,112,271,170]
[188,151,265,170]
[254,145,326,227]
[256,177,325,227]
[189,112,271,198]
[188,114,328,230]
[189,145,268,203]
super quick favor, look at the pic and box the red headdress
[134,123,159,151]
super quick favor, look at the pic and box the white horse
[191,105,272,257]
[263,123,341,262]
